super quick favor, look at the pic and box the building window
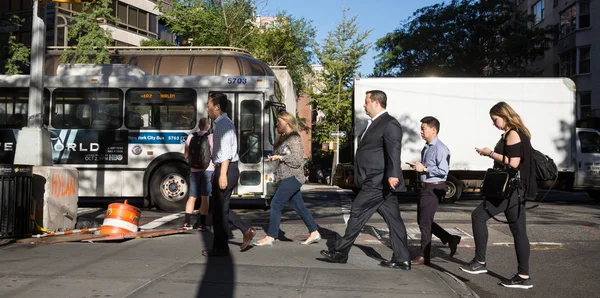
[138,11,148,30]
[532,0,544,24]
[579,46,591,74]
[117,2,128,23]
[128,6,137,27]
[559,50,576,77]
[149,14,157,34]
[559,5,577,38]
[579,92,592,119]
[579,2,590,29]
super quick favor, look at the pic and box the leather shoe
[240,226,256,251]
[379,260,411,270]
[448,235,461,257]
[202,248,230,257]
[411,256,426,265]
[320,249,348,263]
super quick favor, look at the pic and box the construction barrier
[32,166,78,233]
[100,200,140,235]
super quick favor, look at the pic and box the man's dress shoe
[379,260,411,270]
[411,256,426,265]
[240,227,256,251]
[320,250,348,263]
[448,235,461,257]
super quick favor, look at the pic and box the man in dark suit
[320,90,411,270]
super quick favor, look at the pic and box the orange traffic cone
[99,200,141,235]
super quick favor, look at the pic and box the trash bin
[0,164,33,238]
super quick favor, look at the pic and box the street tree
[310,8,371,154]
[374,0,553,77]
[2,15,30,74]
[60,0,117,64]
[248,12,316,94]
[158,0,260,48]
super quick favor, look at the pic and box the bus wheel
[442,176,463,204]
[150,162,190,211]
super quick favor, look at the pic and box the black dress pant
[471,190,530,275]
[417,184,454,260]
[335,187,410,262]
[211,162,250,250]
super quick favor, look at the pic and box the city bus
[0,64,286,211]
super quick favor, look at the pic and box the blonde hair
[277,111,298,132]
[489,102,531,138]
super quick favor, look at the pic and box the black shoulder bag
[480,130,524,224]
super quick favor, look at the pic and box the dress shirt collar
[214,113,227,124]
[426,136,439,147]
[370,110,387,121]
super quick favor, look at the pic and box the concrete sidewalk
[0,228,477,298]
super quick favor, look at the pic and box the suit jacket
[354,112,406,192]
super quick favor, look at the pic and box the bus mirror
[266,100,286,112]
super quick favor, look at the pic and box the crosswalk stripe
[139,212,185,230]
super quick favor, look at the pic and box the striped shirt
[212,113,239,164]
[420,137,450,183]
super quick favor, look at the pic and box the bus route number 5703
[227,77,247,84]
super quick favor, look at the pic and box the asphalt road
[75,187,600,298]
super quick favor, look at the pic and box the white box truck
[350,77,600,202]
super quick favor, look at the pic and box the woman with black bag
[460,102,537,289]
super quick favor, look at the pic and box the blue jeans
[267,176,318,238]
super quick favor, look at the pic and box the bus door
[236,93,264,194]
[574,128,600,189]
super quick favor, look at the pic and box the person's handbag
[480,129,525,224]
[480,167,520,200]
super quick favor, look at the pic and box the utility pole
[13,0,52,166]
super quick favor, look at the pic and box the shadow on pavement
[196,225,235,298]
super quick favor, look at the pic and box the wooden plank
[16,233,108,244]
[0,239,15,247]
[137,229,188,238]
[84,229,188,242]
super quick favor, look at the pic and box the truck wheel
[150,162,190,211]
[442,176,463,204]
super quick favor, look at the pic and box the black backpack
[532,149,558,181]
[188,132,211,170]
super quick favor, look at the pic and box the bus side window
[127,111,144,128]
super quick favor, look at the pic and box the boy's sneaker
[182,223,193,230]
[500,274,533,289]
[459,258,488,274]
[197,224,210,232]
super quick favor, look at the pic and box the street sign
[329,131,346,138]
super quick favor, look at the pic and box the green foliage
[310,9,371,151]
[374,0,553,77]
[140,39,174,46]
[248,12,316,94]
[3,15,30,75]
[158,0,257,48]
[60,0,117,64]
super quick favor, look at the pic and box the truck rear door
[574,128,600,189]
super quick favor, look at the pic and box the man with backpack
[184,117,214,231]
